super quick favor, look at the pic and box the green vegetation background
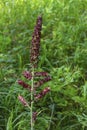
[0,0,87,130]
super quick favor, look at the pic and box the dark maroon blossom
[18,95,28,106]
[30,16,42,68]
[33,112,37,121]
[18,72,51,90]
[34,76,51,88]
[17,16,51,123]
[23,71,32,80]
[34,72,49,77]
[23,71,50,79]
[18,80,31,90]
[35,87,50,99]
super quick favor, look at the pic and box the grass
[0,0,87,129]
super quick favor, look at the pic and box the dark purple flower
[23,71,32,80]
[42,87,50,95]
[34,72,49,77]
[23,71,49,79]
[30,16,42,68]
[35,87,50,99]
[34,76,51,88]
[33,112,37,121]
[18,80,31,90]
[18,95,28,106]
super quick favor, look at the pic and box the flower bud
[23,71,32,80]
[35,87,50,99]
[33,112,37,121]
[34,76,51,88]
[34,72,49,77]
[18,95,28,106]
[18,80,31,90]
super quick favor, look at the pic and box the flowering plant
[18,16,51,130]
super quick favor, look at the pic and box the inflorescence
[18,16,51,122]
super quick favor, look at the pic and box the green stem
[31,67,34,130]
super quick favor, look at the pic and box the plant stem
[31,67,34,130]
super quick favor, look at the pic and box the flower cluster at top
[30,16,42,68]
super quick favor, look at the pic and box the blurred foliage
[0,0,87,130]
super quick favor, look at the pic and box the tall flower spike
[30,16,42,68]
